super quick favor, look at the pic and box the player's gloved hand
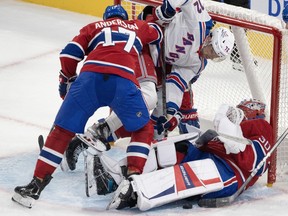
[282,4,288,23]
[58,70,77,99]
[157,108,182,135]
[178,108,200,134]
[154,0,175,25]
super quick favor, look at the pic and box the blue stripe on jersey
[251,140,266,175]
[166,101,179,110]
[166,72,188,92]
[39,149,62,165]
[60,42,85,60]
[147,23,163,45]
[127,145,150,157]
[88,31,143,54]
[199,22,204,49]
[84,60,135,75]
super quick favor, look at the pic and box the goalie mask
[103,4,128,20]
[237,99,266,120]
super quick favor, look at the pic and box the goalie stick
[198,127,288,208]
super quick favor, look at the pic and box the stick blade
[198,195,235,208]
[38,135,44,150]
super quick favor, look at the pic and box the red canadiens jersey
[60,18,162,86]
[200,119,273,189]
[136,44,158,84]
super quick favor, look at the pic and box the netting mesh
[117,0,288,183]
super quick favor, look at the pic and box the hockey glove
[58,70,77,99]
[154,0,175,25]
[178,108,200,134]
[157,108,182,135]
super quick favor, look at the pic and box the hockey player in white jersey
[151,0,235,138]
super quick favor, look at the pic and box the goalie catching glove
[58,70,77,99]
[156,108,183,135]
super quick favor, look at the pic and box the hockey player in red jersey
[11,4,163,208]
[60,6,163,173]
[92,99,272,210]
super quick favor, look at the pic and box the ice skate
[107,177,137,210]
[61,136,88,171]
[12,175,52,208]
[77,121,111,152]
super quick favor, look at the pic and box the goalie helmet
[103,5,128,21]
[210,27,235,60]
[237,99,266,120]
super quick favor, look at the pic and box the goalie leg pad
[156,139,177,168]
[131,159,223,211]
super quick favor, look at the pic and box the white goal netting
[116,0,288,184]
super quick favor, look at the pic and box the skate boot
[61,136,88,171]
[85,153,118,197]
[77,121,112,152]
[12,175,52,208]
[107,176,137,210]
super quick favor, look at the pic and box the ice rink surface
[0,0,288,215]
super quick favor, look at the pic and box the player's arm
[58,24,92,99]
[144,22,163,46]
[180,0,211,22]
[59,24,92,77]
[231,119,273,175]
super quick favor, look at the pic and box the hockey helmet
[137,5,155,20]
[210,27,235,59]
[237,99,266,120]
[103,4,128,20]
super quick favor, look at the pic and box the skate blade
[12,192,35,208]
[76,134,108,152]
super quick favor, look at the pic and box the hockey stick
[37,124,54,151]
[38,135,44,151]
[160,30,168,138]
[198,127,288,208]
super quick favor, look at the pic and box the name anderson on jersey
[95,19,139,30]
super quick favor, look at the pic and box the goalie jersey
[196,119,273,194]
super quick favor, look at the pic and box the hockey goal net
[114,0,288,185]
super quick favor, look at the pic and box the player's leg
[12,72,109,207]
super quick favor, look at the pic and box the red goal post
[114,0,288,185]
